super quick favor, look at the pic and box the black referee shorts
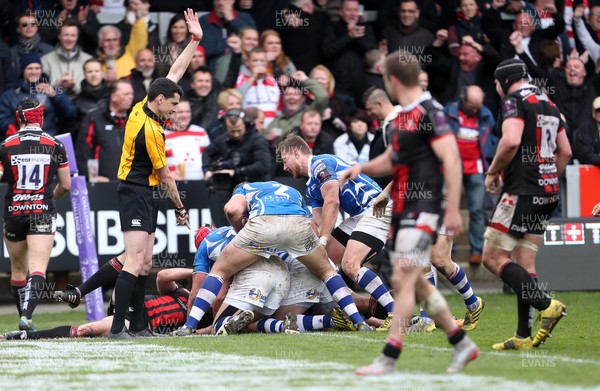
[118,181,160,233]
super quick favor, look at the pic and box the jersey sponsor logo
[12,193,44,202]
[131,219,142,227]
[533,195,559,205]
[537,177,559,186]
[19,135,40,141]
[314,162,332,184]
[7,203,49,212]
[10,154,51,165]
[430,110,451,133]
[502,98,518,118]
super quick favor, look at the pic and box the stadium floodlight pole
[56,134,105,321]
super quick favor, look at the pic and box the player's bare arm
[156,268,193,295]
[485,118,524,194]
[53,166,71,200]
[554,130,572,176]
[339,146,392,186]
[318,181,340,244]
[224,194,248,232]
[166,8,204,83]
[431,135,463,237]
[156,165,190,228]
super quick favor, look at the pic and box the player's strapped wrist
[174,206,187,217]
[319,236,328,247]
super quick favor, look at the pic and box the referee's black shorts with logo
[118,181,160,233]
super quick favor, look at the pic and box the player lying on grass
[1,268,192,340]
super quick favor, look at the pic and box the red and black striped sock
[79,257,123,296]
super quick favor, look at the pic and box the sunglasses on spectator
[20,22,37,27]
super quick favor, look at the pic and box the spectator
[266,70,329,140]
[202,108,271,226]
[74,59,110,123]
[96,11,148,82]
[503,11,565,62]
[260,29,297,79]
[235,47,280,129]
[333,108,373,164]
[188,66,219,132]
[444,85,497,266]
[75,79,134,181]
[574,96,600,166]
[123,48,158,105]
[290,109,334,156]
[0,41,18,96]
[0,53,77,138]
[10,12,54,74]
[244,106,265,134]
[574,4,600,64]
[418,69,429,91]
[353,48,385,108]
[116,0,160,51]
[447,0,485,57]
[200,0,256,69]
[309,64,348,139]
[42,20,92,98]
[426,29,501,112]
[279,0,329,73]
[155,13,191,77]
[363,87,401,188]
[214,27,258,85]
[42,0,99,49]
[238,0,288,32]
[322,0,377,110]
[165,99,211,180]
[482,0,527,55]
[380,0,434,57]
[180,45,207,95]
[207,88,243,140]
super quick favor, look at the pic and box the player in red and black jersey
[0,97,71,332]
[1,269,193,340]
[341,52,479,375]
[483,59,572,351]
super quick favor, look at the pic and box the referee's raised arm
[166,8,204,84]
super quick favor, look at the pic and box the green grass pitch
[0,292,599,390]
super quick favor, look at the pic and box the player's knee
[419,289,446,317]
[390,267,403,290]
[341,258,359,278]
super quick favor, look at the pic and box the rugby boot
[461,297,485,331]
[355,354,396,376]
[532,299,566,347]
[283,313,300,334]
[215,310,254,336]
[447,336,480,373]
[19,316,36,331]
[53,285,82,309]
[492,335,533,350]
[376,314,393,332]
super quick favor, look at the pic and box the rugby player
[340,51,479,375]
[173,181,374,336]
[277,135,395,330]
[483,59,571,350]
[0,97,71,331]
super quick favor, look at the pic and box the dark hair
[192,66,212,79]
[363,86,390,106]
[166,13,187,43]
[58,18,80,33]
[16,96,40,112]
[301,109,321,123]
[148,77,183,101]
[346,108,373,131]
[537,40,561,69]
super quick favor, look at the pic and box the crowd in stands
[2,0,600,259]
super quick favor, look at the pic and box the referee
[109,9,202,338]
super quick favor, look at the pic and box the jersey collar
[305,155,314,186]
[400,91,432,113]
[143,102,165,125]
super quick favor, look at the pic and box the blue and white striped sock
[296,314,333,331]
[185,274,223,329]
[448,262,478,310]
[356,267,394,314]
[325,274,364,325]
[257,318,283,333]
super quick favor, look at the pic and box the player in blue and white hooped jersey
[173,181,373,335]
[278,135,395,329]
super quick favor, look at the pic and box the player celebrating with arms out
[340,51,479,375]
[483,59,572,350]
[109,9,200,338]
